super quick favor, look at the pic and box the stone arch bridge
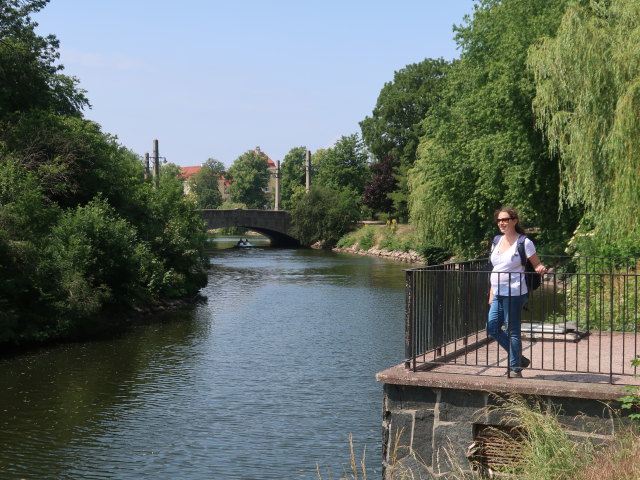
[199,209,300,247]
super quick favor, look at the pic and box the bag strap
[516,234,528,267]
[491,234,502,252]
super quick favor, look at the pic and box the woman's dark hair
[494,206,525,234]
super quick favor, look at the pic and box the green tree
[0,0,209,345]
[0,159,57,342]
[313,134,370,196]
[409,0,574,256]
[360,58,450,161]
[360,58,450,219]
[290,185,361,247]
[139,164,208,297]
[529,0,640,247]
[227,149,270,209]
[189,158,225,209]
[280,146,307,210]
[0,0,89,117]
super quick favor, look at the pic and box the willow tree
[529,0,640,246]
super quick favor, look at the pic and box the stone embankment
[332,245,426,264]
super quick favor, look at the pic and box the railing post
[405,270,414,369]
[434,270,445,355]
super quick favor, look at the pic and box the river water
[0,238,407,480]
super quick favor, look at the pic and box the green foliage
[378,227,452,264]
[483,395,594,479]
[313,134,370,196]
[360,58,451,220]
[414,244,452,266]
[335,232,357,248]
[0,160,57,342]
[217,226,246,236]
[529,0,640,247]
[290,185,361,247]
[619,357,640,421]
[0,2,208,345]
[360,58,450,162]
[189,158,224,209]
[227,149,270,209]
[46,198,153,319]
[335,223,453,264]
[378,229,411,252]
[357,226,376,251]
[569,231,640,259]
[409,0,573,257]
[280,146,307,210]
[218,200,247,210]
[0,0,89,117]
[140,172,208,297]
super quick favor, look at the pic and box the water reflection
[0,245,406,479]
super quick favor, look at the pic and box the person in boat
[487,207,547,378]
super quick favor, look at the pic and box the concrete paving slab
[380,331,640,400]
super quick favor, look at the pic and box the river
[0,237,407,479]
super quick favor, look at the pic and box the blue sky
[34,1,476,167]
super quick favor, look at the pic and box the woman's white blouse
[490,236,536,296]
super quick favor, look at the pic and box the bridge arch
[198,209,300,248]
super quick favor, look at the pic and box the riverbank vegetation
[286,0,638,260]
[465,395,640,480]
[335,223,452,266]
[0,1,208,345]
[321,395,640,480]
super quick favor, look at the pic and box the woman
[488,207,546,378]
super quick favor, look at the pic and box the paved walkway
[379,331,640,400]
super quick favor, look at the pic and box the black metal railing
[405,256,640,383]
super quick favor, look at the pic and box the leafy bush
[47,198,155,319]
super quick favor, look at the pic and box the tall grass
[480,395,593,479]
[316,434,367,480]
[468,394,640,480]
[575,432,640,480]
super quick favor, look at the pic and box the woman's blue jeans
[487,294,528,372]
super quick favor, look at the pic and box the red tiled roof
[266,156,276,169]
[253,151,276,169]
[180,166,202,179]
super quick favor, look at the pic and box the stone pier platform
[376,332,640,479]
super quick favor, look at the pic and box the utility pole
[274,160,281,211]
[152,139,160,188]
[305,149,311,192]
[144,152,150,179]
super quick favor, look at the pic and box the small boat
[235,239,256,249]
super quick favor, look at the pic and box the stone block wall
[381,383,630,479]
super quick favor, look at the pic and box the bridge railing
[405,255,640,383]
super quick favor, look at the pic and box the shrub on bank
[336,224,453,264]
[357,226,376,251]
